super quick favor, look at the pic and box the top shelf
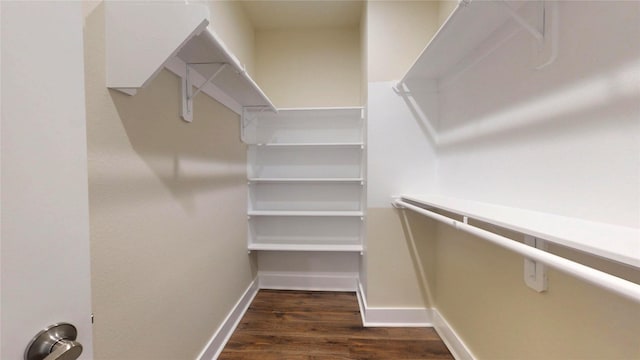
[105,1,275,114]
[401,195,640,269]
[399,0,525,82]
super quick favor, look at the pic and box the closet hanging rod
[392,199,640,304]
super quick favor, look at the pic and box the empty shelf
[400,1,525,82]
[401,195,640,268]
[252,143,364,148]
[248,210,364,217]
[105,1,275,115]
[248,177,364,183]
[248,243,363,252]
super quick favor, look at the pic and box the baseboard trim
[195,278,475,360]
[433,309,476,360]
[196,279,259,360]
[258,271,358,291]
[356,282,433,327]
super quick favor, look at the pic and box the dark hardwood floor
[218,290,454,359]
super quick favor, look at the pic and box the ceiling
[240,1,364,30]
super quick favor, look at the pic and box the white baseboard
[433,309,476,360]
[196,279,259,360]
[258,271,358,291]
[356,282,433,327]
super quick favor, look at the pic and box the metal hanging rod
[393,198,640,304]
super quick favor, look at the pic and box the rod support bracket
[524,235,548,292]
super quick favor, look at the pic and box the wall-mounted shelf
[245,108,366,254]
[248,145,363,179]
[400,195,640,269]
[248,210,364,217]
[248,244,363,252]
[242,107,364,144]
[398,0,554,86]
[252,143,364,148]
[249,215,363,252]
[248,178,364,184]
[105,1,275,120]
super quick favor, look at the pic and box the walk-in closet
[2,1,638,359]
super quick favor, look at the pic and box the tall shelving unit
[244,108,365,253]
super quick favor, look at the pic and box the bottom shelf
[248,243,363,252]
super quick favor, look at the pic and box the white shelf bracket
[500,0,558,70]
[240,106,270,144]
[500,1,544,42]
[524,235,548,292]
[181,63,228,123]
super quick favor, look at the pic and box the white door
[1,2,94,359]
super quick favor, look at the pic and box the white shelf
[400,0,524,82]
[246,108,366,253]
[105,1,275,115]
[401,195,640,268]
[248,146,363,179]
[243,107,364,144]
[252,143,364,148]
[248,243,363,252]
[248,177,363,183]
[248,210,364,217]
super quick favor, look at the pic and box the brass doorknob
[25,323,83,360]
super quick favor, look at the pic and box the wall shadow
[395,208,438,308]
[107,70,247,214]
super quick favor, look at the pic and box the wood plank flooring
[219,290,454,360]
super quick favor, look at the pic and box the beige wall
[84,4,256,360]
[360,2,368,104]
[366,0,439,81]
[254,27,361,108]
[437,0,458,29]
[205,0,256,76]
[431,222,640,359]
[365,209,436,308]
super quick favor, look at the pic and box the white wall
[436,1,640,227]
[367,82,438,207]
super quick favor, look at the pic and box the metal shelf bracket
[181,62,228,122]
[500,1,543,41]
[500,0,558,70]
[240,106,273,143]
[524,235,548,292]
